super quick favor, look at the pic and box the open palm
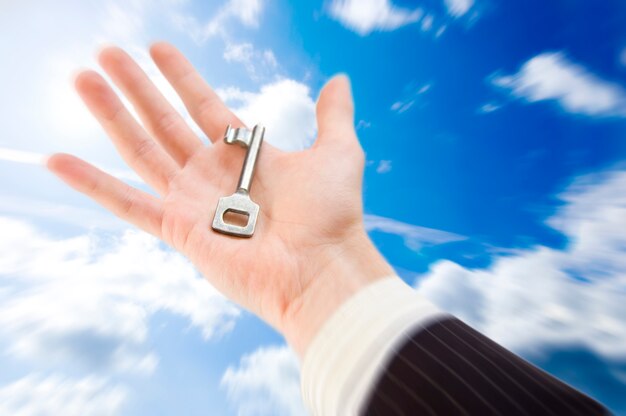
[47,43,370,332]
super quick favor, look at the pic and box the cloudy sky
[1,0,626,414]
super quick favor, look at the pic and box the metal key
[211,124,265,238]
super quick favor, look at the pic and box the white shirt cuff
[300,276,447,416]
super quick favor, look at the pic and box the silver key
[212,124,265,238]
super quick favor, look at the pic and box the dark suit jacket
[362,316,610,416]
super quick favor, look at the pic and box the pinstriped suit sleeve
[300,276,609,416]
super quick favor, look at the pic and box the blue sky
[1,0,626,414]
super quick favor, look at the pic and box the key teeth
[223,125,234,143]
[223,125,252,147]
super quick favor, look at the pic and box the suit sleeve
[300,276,609,416]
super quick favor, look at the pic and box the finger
[150,41,244,143]
[46,153,164,238]
[98,46,203,166]
[313,74,359,150]
[75,70,179,195]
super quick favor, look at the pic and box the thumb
[313,74,357,149]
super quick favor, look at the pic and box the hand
[47,43,394,357]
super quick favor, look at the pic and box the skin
[46,43,394,358]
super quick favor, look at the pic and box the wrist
[280,231,394,358]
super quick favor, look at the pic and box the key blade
[211,191,259,238]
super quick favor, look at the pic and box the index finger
[149,42,244,143]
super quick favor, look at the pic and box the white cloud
[0,216,239,373]
[0,374,126,416]
[417,84,432,94]
[0,146,142,184]
[44,57,101,141]
[223,42,279,80]
[218,79,317,151]
[327,0,475,35]
[224,42,255,62]
[421,14,434,32]
[174,0,264,43]
[376,160,392,173]
[328,0,423,36]
[444,0,474,17]
[435,25,447,38]
[390,82,431,114]
[0,195,125,231]
[263,50,278,68]
[390,100,414,113]
[364,214,465,251]
[218,0,264,28]
[0,147,47,165]
[99,1,147,44]
[492,52,626,118]
[356,119,372,130]
[478,102,501,114]
[416,169,626,360]
[221,345,306,416]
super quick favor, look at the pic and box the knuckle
[86,175,100,195]
[118,187,137,217]
[152,111,180,137]
[195,96,221,121]
[132,139,157,163]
